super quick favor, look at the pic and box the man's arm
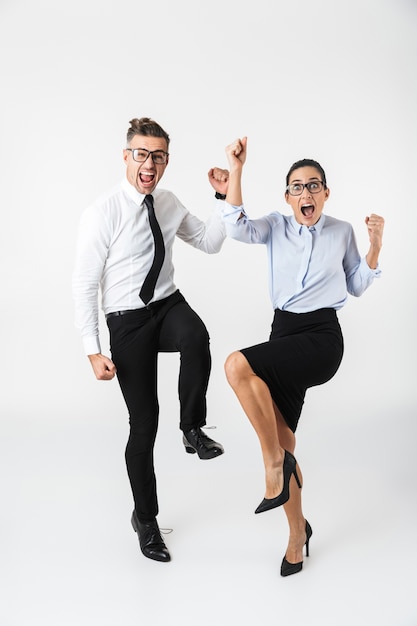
[174,172,229,253]
[73,204,117,380]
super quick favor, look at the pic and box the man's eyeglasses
[126,148,169,164]
[286,181,325,196]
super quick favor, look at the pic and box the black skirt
[240,308,344,433]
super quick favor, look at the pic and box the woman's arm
[225,136,247,207]
[365,213,385,269]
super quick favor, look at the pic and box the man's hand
[208,167,229,195]
[88,353,117,380]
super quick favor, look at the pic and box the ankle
[265,448,285,470]
[288,516,306,535]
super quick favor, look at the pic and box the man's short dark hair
[127,117,170,147]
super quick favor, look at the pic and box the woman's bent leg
[225,351,286,498]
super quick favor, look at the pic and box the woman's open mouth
[301,203,314,217]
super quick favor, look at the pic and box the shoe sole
[184,444,224,459]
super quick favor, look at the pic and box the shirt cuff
[221,202,246,223]
[83,335,102,356]
[361,256,381,277]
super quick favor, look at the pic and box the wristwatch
[215,192,226,200]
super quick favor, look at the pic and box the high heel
[254,450,301,514]
[280,520,312,577]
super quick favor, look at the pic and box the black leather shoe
[182,427,224,460]
[255,450,302,514]
[131,511,171,562]
[280,520,313,577]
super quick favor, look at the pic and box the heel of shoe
[182,435,197,454]
[305,520,312,557]
[293,466,302,489]
[286,450,302,489]
[254,450,298,514]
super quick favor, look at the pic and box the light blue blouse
[221,203,381,313]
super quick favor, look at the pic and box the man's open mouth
[139,172,155,183]
[301,203,314,217]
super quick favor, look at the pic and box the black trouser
[106,291,211,521]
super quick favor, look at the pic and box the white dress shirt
[73,178,226,355]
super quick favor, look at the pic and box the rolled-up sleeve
[221,202,274,244]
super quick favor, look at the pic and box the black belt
[105,290,181,320]
[105,309,142,319]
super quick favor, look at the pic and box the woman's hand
[365,213,385,269]
[365,213,385,248]
[225,137,247,171]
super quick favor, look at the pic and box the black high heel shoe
[255,450,301,514]
[280,520,313,577]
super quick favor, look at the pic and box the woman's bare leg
[274,404,307,564]
[224,351,286,498]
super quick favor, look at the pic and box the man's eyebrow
[130,147,166,153]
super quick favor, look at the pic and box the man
[72,117,229,562]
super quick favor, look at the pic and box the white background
[1,1,416,625]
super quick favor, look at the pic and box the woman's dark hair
[286,158,327,188]
[126,117,170,147]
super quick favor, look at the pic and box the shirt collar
[121,177,147,206]
[290,213,326,235]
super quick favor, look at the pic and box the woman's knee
[224,351,249,387]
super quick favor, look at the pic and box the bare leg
[225,351,286,499]
[274,404,307,564]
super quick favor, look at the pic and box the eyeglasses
[286,181,325,196]
[126,148,169,164]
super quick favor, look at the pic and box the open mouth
[139,172,155,184]
[301,203,314,217]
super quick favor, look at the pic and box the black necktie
[139,194,165,305]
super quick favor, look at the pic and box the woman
[219,137,384,576]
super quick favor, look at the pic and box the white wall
[1,3,417,625]
[0,0,415,426]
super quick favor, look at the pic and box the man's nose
[143,153,154,166]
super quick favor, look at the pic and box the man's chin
[136,184,156,195]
